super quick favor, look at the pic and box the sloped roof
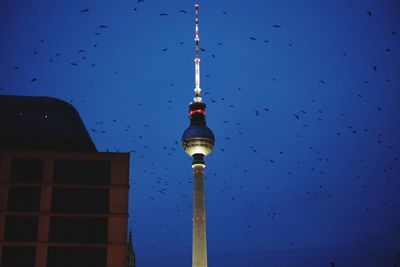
[0,95,96,151]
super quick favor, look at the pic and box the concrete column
[36,158,53,267]
[192,164,207,267]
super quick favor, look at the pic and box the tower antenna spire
[194,0,202,102]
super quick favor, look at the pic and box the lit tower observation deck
[182,1,215,267]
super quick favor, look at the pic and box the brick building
[0,95,131,267]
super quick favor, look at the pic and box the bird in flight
[179,10,187,14]
[80,8,89,13]
[249,37,256,41]
[272,24,282,28]
[160,13,168,16]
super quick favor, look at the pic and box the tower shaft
[192,164,207,267]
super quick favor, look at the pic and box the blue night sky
[1,0,400,266]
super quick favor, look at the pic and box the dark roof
[0,95,96,151]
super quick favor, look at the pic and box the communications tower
[182,1,215,267]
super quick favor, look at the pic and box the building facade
[0,95,131,267]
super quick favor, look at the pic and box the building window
[7,186,41,212]
[10,159,43,183]
[49,217,108,243]
[47,247,106,267]
[53,160,110,185]
[4,216,38,242]
[1,246,36,267]
[52,188,109,213]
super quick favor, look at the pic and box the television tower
[182,1,215,267]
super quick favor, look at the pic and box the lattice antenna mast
[194,1,202,103]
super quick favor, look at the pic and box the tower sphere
[182,125,215,156]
